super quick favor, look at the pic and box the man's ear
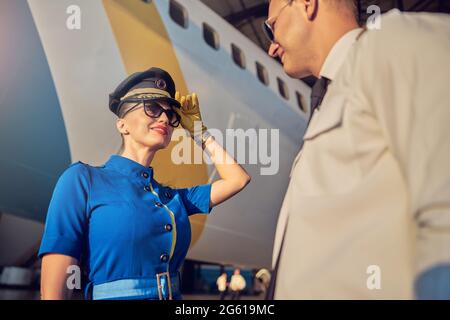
[304,0,319,20]
[116,118,129,135]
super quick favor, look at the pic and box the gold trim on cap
[121,88,171,101]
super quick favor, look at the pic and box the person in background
[230,268,246,300]
[216,272,228,300]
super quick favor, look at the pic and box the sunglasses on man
[262,0,294,43]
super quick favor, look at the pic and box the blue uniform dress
[38,155,212,300]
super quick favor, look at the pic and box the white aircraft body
[0,0,310,269]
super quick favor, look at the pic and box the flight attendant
[38,67,251,300]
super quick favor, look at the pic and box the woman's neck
[120,147,156,168]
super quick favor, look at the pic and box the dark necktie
[265,77,331,300]
[309,77,331,122]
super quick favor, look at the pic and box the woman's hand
[174,91,208,138]
[175,91,251,209]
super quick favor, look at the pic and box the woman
[39,67,251,300]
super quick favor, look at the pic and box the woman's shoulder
[63,161,93,174]
[64,160,108,173]
[57,161,95,187]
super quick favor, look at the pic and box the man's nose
[268,42,280,58]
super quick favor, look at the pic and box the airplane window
[231,43,246,69]
[277,78,289,100]
[169,0,188,29]
[296,91,307,113]
[203,23,219,50]
[256,61,269,86]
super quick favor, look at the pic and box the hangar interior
[1,0,449,300]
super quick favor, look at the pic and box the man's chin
[283,62,309,79]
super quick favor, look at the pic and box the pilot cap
[109,67,181,116]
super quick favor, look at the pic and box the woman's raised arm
[204,135,251,208]
[174,92,251,209]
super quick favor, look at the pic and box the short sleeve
[38,162,90,261]
[177,183,212,216]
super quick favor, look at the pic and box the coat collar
[320,28,363,81]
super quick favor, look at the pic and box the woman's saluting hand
[174,91,251,209]
[174,91,207,138]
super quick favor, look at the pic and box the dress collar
[104,155,153,180]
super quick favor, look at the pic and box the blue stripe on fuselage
[0,0,71,222]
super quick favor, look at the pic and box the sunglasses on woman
[120,100,181,128]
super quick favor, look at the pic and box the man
[216,272,228,300]
[230,268,246,300]
[266,0,450,299]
